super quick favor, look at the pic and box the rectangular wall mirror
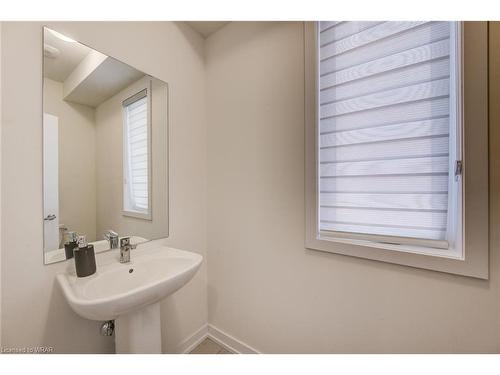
[42,27,169,264]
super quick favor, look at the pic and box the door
[43,113,60,251]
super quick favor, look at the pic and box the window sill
[305,232,485,279]
[316,231,463,260]
[122,210,152,221]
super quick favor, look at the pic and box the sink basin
[57,244,202,321]
[57,241,202,353]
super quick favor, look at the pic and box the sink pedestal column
[114,302,162,353]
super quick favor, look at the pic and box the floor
[190,338,233,354]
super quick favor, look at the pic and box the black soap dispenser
[74,235,96,277]
[64,231,78,260]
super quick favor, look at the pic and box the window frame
[305,21,489,279]
[122,82,153,221]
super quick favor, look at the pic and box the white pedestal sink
[57,240,202,353]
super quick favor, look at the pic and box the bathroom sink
[57,241,202,353]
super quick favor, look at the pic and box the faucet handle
[120,237,137,250]
[120,237,130,248]
[104,229,118,239]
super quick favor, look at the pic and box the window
[319,21,462,255]
[305,22,489,278]
[123,88,151,220]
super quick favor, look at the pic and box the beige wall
[0,21,2,348]
[205,21,500,353]
[95,76,169,240]
[43,77,97,242]
[1,22,207,353]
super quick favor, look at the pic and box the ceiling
[43,28,145,107]
[185,21,230,38]
[64,56,145,108]
[43,28,92,82]
[43,23,230,81]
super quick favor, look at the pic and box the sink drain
[129,268,134,273]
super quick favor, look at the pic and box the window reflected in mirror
[122,88,151,219]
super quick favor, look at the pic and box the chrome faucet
[119,237,136,263]
[104,230,119,249]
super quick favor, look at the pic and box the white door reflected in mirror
[43,113,60,251]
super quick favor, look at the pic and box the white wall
[95,76,169,240]
[205,21,500,353]
[1,22,207,353]
[43,77,97,242]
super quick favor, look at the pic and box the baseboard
[175,323,260,354]
[207,324,260,354]
[175,324,209,354]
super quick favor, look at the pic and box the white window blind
[318,21,460,243]
[123,89,149,216]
